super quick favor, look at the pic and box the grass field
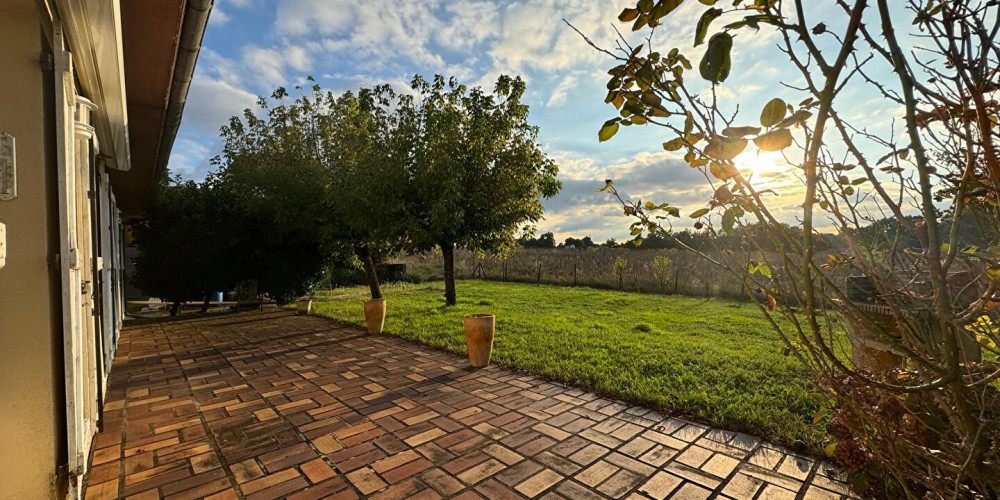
[310,280,826,452]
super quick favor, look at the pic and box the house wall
[0,2,67,499]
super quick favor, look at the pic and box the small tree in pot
[311,83,412,332]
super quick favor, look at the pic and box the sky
[169,0,910,243]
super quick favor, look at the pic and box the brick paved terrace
[83,309,855,500]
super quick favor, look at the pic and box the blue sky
[170,0,908,242]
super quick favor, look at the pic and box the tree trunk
[441,242,456,306]
[355,245,383,300]
[200,293,211,313]
[170,301,181,316]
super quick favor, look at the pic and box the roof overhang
[51,0,131,172]
[111,0,212,215]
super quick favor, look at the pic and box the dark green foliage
[132,179,223,312]
[519,231,556,248]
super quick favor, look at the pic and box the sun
[733,149,789,184]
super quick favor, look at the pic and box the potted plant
[363,296,386,334]
[297,284,316,315]
[463,314,495,368]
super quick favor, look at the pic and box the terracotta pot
[364,299,386,334]
[296,299,312,315]
[463,314,495,368]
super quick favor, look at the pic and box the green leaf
[599,119,620,142]
[695,8,723,46]
[824,442,837,456]
[721,206,742,234]
[705,136,748,161]
[689,208,710,218]
[756,261,772,278]
[987,266,1000,281]
[649,0,685,22]
[699,33,733,84]
[760,98,787,127]
[753,128,793,151]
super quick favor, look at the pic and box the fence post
[573,263,578,287]
[536,261,542,285]
[673,268,679,294]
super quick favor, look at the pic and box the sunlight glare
[734,149,789,185]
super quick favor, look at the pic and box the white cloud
[168,138,211,178]
[182,77,258,134]
[285,45,310,71]
[546,73,578,107]
[242,46,288,87]
[209,8,230,26]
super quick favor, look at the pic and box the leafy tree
[211,87,338,303]
[520,231,556,248]
[582,0,1000,496]
[132,178,223,315]
[313,84,411,300]
[400,75,561,305]
[562,235,596,248]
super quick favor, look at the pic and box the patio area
[83,309,853,500]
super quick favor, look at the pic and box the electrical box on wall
[0,133,15,201]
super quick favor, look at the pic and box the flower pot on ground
[296,299,313,315]
[463,314,495,368]
[364,299,386,334]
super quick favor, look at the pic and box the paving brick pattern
[83,309,855,500]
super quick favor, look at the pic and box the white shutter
[54,21,93,500]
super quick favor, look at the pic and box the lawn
[310,280,826,452]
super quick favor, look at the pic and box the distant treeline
[522,213,998,253]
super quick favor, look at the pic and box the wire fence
[397,247,756,301]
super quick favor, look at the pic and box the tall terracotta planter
[296,299,313,315]
[364,299,386,334]
[463,314,495,368]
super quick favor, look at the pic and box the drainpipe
[151,0,213,187]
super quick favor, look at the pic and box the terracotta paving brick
[346,466,388,494]
[639,471,684,500]
[514,468,563,498]
[300,458,336,483]
[81,309,849,499]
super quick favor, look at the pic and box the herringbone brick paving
[83,309,853,499]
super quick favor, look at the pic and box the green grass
[311,280,826,451]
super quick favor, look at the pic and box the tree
[211,87,338,303]
[401,75,561,305]
[132,178,223,315]
[313,84,410,300]
[582,1,1000,496]
[520,231,556,248]
[562,235,596,248]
